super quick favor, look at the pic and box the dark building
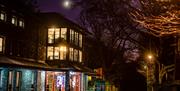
[0,1,43,91]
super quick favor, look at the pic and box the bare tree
[79,0,147,90]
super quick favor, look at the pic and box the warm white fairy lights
[133,10,180,37]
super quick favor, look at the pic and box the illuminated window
[61,28,67,40]
[70,29,74,43]
[19,19,24,28]
[69,48,74,61]
[16,71,21,89]
[79,51,82,62]
[48,28,60,43]
[74,49,78,61]
[75,32,79,45]
[0,12,6,21]
[60,46,67,60]
[54,47,60,59]
[12,16,17,26]
[0,38,3,53]
[47,46,53,60]
[48,28,55,43]
[79,34,82,47]
[55,28,60,39]
[8,71,13,91]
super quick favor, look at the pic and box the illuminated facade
[36,13,92,91]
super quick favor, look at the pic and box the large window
[12,16,17,26]
[47,46,67,60]
[0,37,4,53]
[8,71,13,91]
[74,49,78,61]
[48,28,67,43]
[47,46,53,60]
[61,28,67,40]
[79,51,82,62]
[69,48,74,61]
[48,28,60,43]
[0,12,6,21]
[60,46,67,60]
[79,34,82,48]
[16,71,21,91]
[54,47,60,59]
[70,29,82,47]
[48,28,55,43]
[75,32,79,46]
[70,29,74,43]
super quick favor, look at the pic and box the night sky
[37,0,81,22]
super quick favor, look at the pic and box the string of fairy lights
[133,10,180,37]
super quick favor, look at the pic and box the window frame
[70,29,75,44]
[47,46,54,60]
[69,48,74,61]
[60,46,67,60]
[19,19,24,28]
[79,34,82,48]
[0,37,4,53]
[79,50,82,62]
[0,11,6,21]
[60,28,67,40]
[11,16,17,26]
[8,70,13,91]
[15,71,22,90]
[48,28,55,44]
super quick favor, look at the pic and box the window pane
[48,28,54,43]
[19,20,24,27]
[55,28,60,39]
[79,34,82,47]
[79,51,82,62]
[0,12,6,21]
[61,28,67,40]
[54,47,60,59]
[8,71,13,85]
[70,29,74,43]
[75,32,79,46]
[69,48,73,61]
[0,38,2,52]
[74,49,78,61]
[16,72,21,87]
[60,46,67,60]
[47,47,53,60]
[12,16,17,25]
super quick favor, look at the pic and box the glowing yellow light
[60,46,67,52]
[88,76,92,81]
[148,55,152,59]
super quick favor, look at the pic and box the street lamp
[146,54,156,91]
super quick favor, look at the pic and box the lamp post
[146,54,156,91]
